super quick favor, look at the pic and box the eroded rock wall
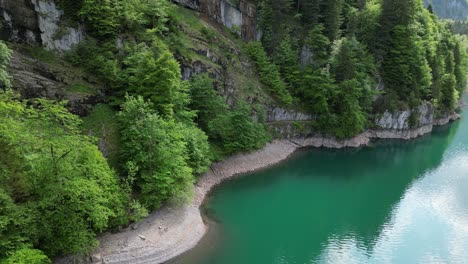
[376,103,434,130]
[0,0,84,50]
[173,0,256,40]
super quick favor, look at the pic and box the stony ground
[71,113,460,264]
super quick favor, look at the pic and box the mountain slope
[424,0,468,20]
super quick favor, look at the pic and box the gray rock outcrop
[0,0,84,51]
[172,0,256,40]
[266,107,313,122]
[376,103,434,130]
[9,51,103,116]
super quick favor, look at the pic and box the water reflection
[317,151,468,264]
[171,101,466,264]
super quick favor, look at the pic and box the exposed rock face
[266,107,313,122]
[376,103,434,130]
[0,0,41,44]
[268,102,460,140]
[173,0,256,40]
[299,46,313,68]
[9,51,103,116]
[32,0,84,50]
[0,0,84,51]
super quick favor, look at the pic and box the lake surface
[171,98,468,264]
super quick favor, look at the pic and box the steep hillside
[0,0,466,263]
[424,0,468,20]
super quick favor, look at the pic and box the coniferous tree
[274,36,300,90]
[305,24,330,68]
[322,0,344,41]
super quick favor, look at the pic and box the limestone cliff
[0,0,460,140]
[0,0,84,51]
[172,0,256,40]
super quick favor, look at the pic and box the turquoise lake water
[171,97,468,264]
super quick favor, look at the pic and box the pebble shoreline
[57,112,460,264]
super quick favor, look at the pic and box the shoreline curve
[56,112,460,264]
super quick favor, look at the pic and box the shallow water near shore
[170,98,468,264]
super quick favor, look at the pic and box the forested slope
[0,0,466,263]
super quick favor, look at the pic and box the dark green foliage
[330,37,375,86]
[257,0,295,53]
[300,0,322,28]
[208,101,270,155]
[331,79,369,138]
[298,69,336,116]
[299,68,372,139]
[254,0,465,136]
[2,248,51,264]
[118,96,194,209]
[66,39,120,88]
[80,0,120,39]
[0,189,35,258]
[449,20,468,36]
[274,37,300,89]
[305,24,330,67]
[57,0,84,21]
[322,0,344,41]
[120,0,171,33]
[3,1,468,261]
[0,92,127,257]
[297,37,374,138]
[122,40,185,117]
[180,124,212,176]
[247,42,293,105]
[189,75,270,155]
[454,40,468,92]
[0,41,11,89]
[381,25,431,108]
[440,74,458,110]
[188,75,227,132]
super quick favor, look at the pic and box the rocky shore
[61,111,460,264]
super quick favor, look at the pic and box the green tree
[208,101,270,155]
[305,24,330,67]
[300,0,321,28]
[322,0,344,41]
[454,40,468,92]
[381,25,431,107]
[118,95,193,209]
[331,79,369,138]
[0,189,35,258]
[2,248,50,264]
[189,74,227,132]
[119,0,171,33]
[0,92,126,256]
[247,42,293,105]
[123,40,187,117]
[81,0,120,39]
[274,36,300,89]
[0,41,12,90]
[440,73,458,110]
[180,124,212,176]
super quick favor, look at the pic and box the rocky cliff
[0,0,84,51]
[0,0,460,139]
[172,0,256,40]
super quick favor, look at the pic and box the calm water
[171,98,468,264]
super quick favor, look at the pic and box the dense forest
[0,0,467,262]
